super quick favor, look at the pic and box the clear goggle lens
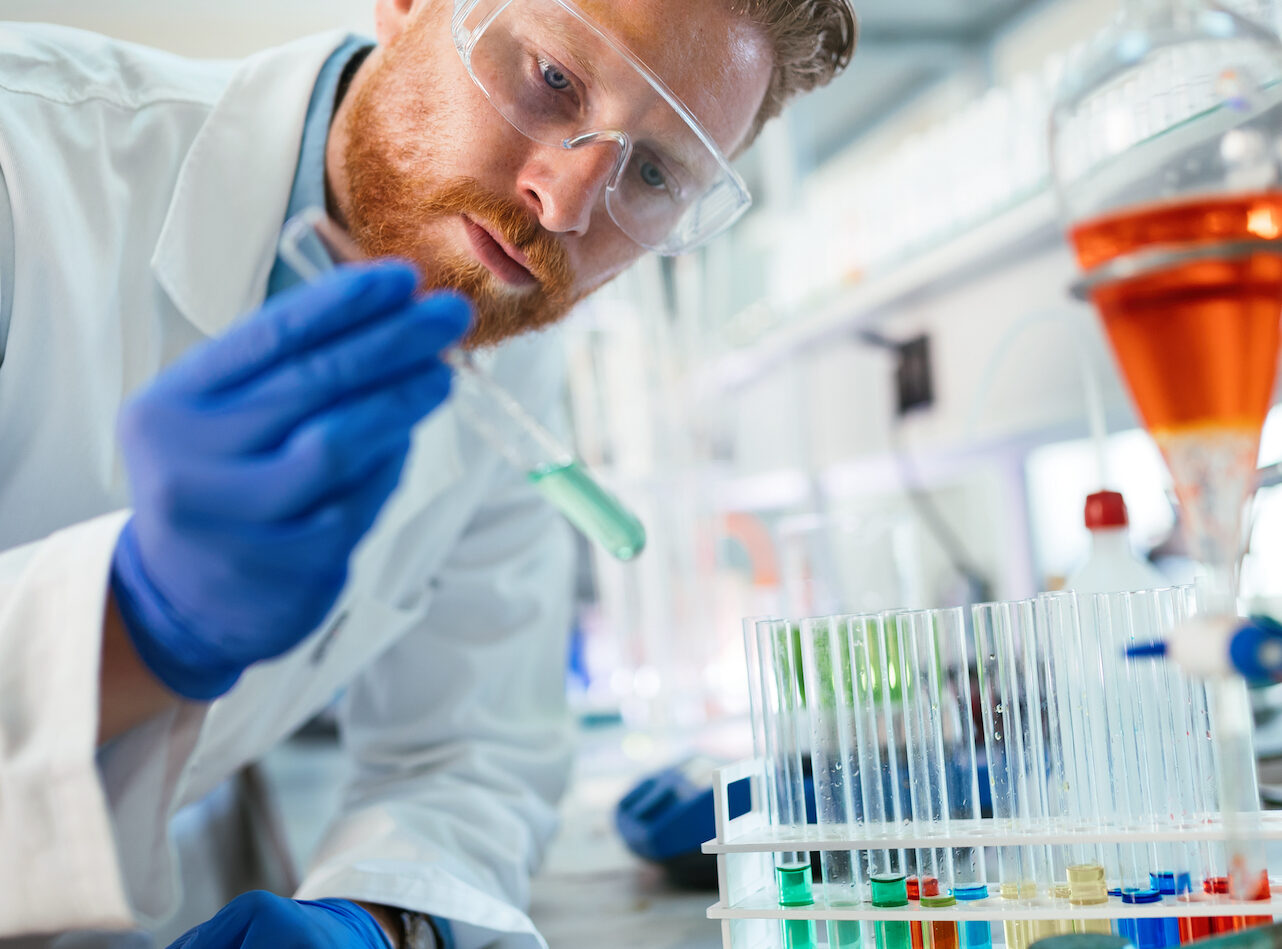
[453,0,752,254]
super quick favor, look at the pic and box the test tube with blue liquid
[277,209,646,562]
[799,615,863,949]
[919,607,990,949]
[758,619,814,949]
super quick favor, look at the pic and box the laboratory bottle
[1065,491,1166,595]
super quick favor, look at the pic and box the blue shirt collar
[266,35,373,299]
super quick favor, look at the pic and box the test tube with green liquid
[799,615,863,949]
[277,209,645,562]
[759,620,814,949]
[873,873,913,949]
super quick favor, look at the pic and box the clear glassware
[1050,0,1282,900]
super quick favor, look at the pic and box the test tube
[1194,576,1269,906]
[899,610,960,949]
[799,615,863,949]
[851,613,911,949]
[930,607,990,949]
[1145,590,1201,913]
[1054,593,1116,936]
[1093,593,1157,895]
[972,600,1036,949]
[276,209,646,561]
[756,619,815,949]
[1118,889,1181,949]
[872,873,913,949]
[850,614,906,879]
[1031,593,1083,939]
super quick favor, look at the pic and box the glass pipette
[277,209,646,562]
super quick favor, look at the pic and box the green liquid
[777,863,815,906]
[528,461,646,561]
[873,874,912,949]
[783,919,815,949]
[827,920,863,949]
[876,920,912,949]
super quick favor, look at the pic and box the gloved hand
[167,892,391,949]
[111,262,472,700]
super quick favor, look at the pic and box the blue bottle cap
[1231,618,1282,683]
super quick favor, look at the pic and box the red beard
[340,39,579,349]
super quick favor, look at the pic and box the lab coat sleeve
[0,512,135,935]
[295,452,577,949]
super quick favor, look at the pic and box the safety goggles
[451,0,753,255]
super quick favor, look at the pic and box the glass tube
[276,209,646,561]
[1063,593,1121,928]
[1039,593,1104,874]
[799,615,862,949]
[1031,593,1081,938]
[757,619,815,949]
[872,873,912,949]
[851,614,906,879]
[1094,592,1157,895]
[931,607,990,949]
[972,601,1035,949]
[899,610,955,949]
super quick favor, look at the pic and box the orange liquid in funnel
[1070,193,1282,439]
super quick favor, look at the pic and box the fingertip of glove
[417,290,475,338]
[354,260,421,295]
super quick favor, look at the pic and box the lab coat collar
[150,31,348,338]
[149,31,466,512]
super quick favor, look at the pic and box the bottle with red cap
[1065,490,1167,595]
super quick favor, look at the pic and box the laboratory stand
[712,594,1277,949]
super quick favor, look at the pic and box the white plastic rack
[704,760,1282,949]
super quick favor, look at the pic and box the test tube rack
[704,759,1282,949]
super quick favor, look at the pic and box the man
[0,0,855,945]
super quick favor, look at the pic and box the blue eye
[638,161,667,189]
[540,59,570,91]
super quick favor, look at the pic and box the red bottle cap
[1085,490,1128,530]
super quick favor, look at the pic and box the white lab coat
[0,24,576,947]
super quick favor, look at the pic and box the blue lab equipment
[1126,616,1282,684]
[165,892,391,949]
[1117,889,1179,949]
[953,882,993,949]
[616,758,751,888]
[616,757,815,888]
[111,264,470,699]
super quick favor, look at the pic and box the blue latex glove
[166,892,391,949]
[111,262,472,700]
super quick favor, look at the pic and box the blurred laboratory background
[11,0,1282,945]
